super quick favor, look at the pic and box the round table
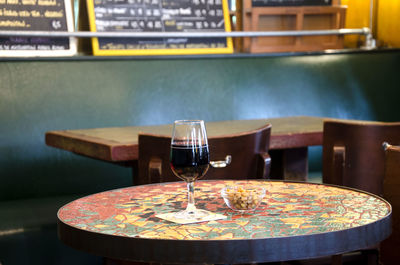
[58,180,391,264]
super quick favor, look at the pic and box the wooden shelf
[235,1,347,53]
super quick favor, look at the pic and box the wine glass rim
[174,120,205,125]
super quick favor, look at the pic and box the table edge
[57,180,392,264]
[45,116,325,162]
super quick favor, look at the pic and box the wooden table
[58,180,392,264]
[45,116,325,181]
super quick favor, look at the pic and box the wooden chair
[322,119,400,265]
[137,123,271,185]
[381,143,400,265]
[323,119,400,196]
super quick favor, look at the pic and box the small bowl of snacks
[221,185,266,212]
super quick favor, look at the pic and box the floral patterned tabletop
[58,180,391,241]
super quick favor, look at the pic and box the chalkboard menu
[87,0,233,55]
[0,0,76,56]
[252,0,331,6]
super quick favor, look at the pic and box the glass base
[173,208,212,221]
[156,209,227,224]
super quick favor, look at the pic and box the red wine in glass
[170,144,210,182]
[169,120,210,220]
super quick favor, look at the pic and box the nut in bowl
[221,185,266,212]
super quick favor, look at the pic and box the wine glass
[170,120,210,220]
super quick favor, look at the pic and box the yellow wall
[341,0,400,48]
[377,1,400,47]
[341,0,373,48]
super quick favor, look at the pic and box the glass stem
[186,181,196,214]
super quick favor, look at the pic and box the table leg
[130,160,139,185]
[269,148,308,181]
[331,254,342,265]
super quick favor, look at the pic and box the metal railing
[0,27,376,49]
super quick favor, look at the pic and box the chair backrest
[137,123,271,185]
[322,119,400,196]
[381,143,400,264]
